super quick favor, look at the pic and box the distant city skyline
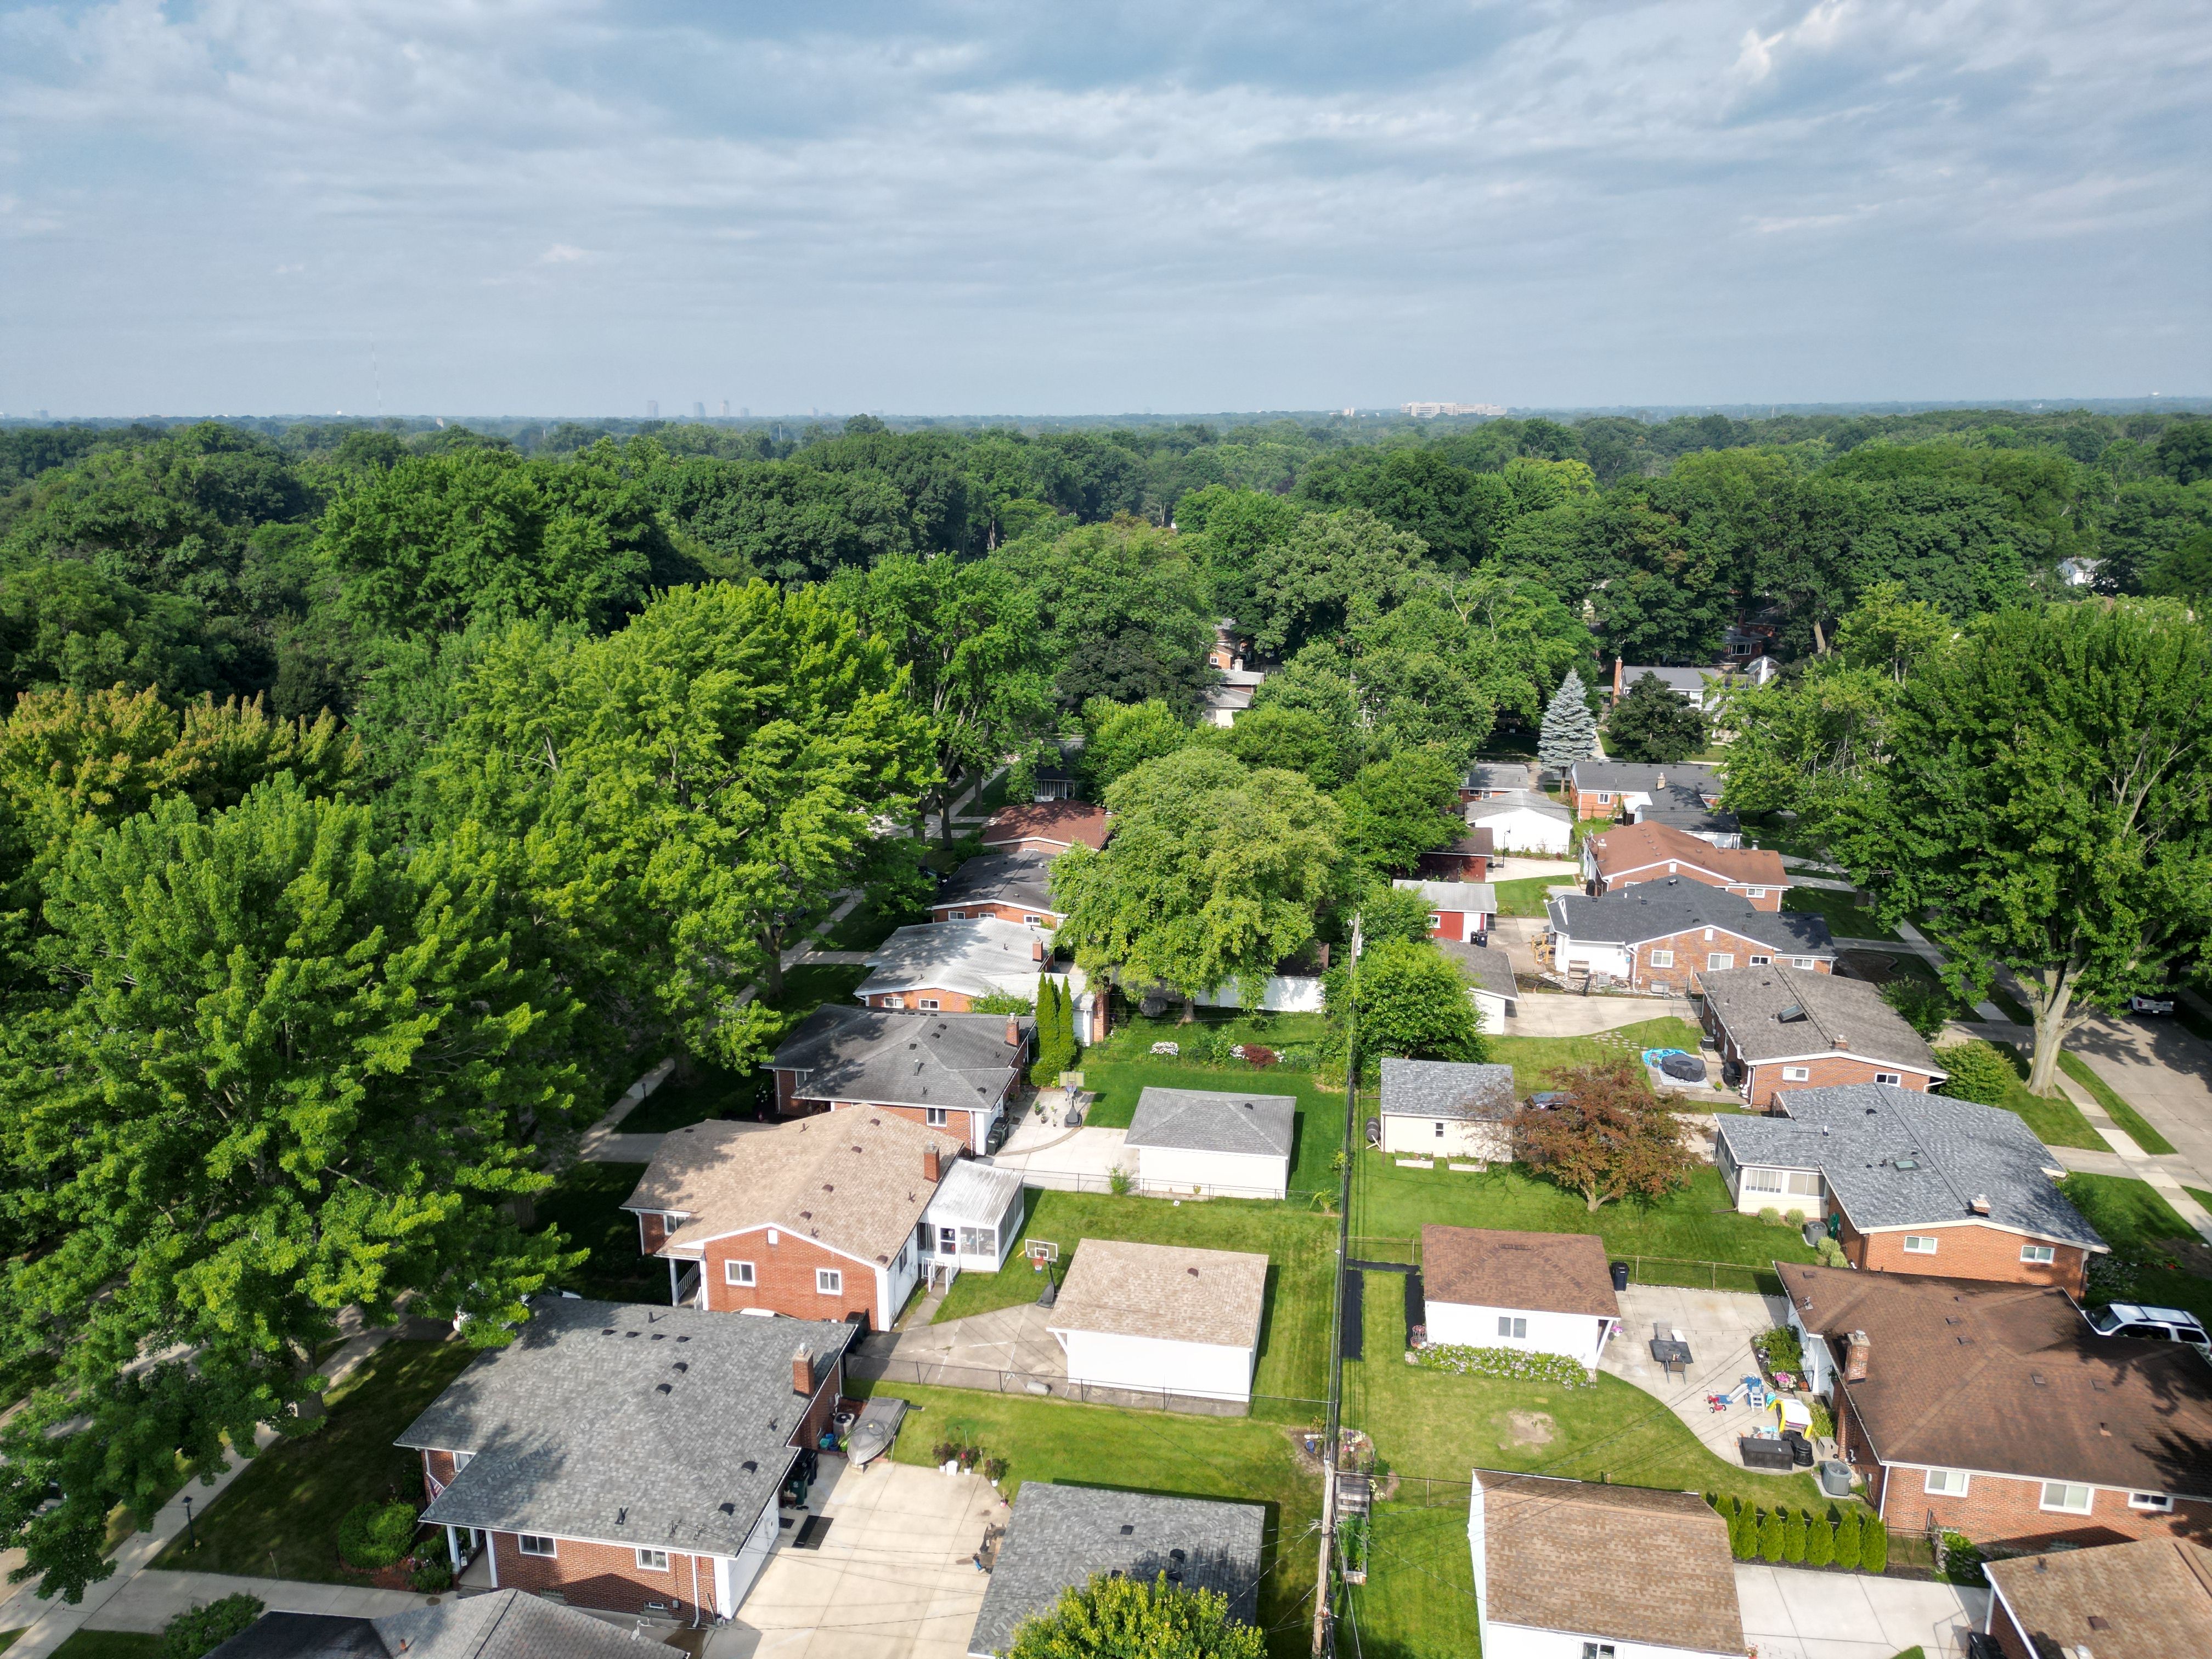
[2,1,2204,416]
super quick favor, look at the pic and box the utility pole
[1313,912,1361,1659]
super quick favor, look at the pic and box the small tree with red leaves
[1509,1060,1694,1214]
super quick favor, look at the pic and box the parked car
[2130,994,2176,1015]
[1527,1091,1572,1111]
[2084,1302,2211,1356]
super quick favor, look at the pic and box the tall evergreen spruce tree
[1537,669,1598,781]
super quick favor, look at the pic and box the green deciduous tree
[1211,703,1350,790]
[1324,939,1485,1069]
[1007,1570,1264,1659]
[1335,749,1464,882]
[1605,673,1708,764]
[1079,698,1195,794]
[1245,509,1425,657]
[994,519,1215,716]
[1508,1060,1695,1212]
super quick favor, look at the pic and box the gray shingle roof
[1718,1084,2101,1248]
[859,919,1051,1000]
[1125,1088,1295,1158]
[1547,878,1832,952]
[969,1483,1267,1658]
[1391,879,1499,912]
[1570,760,1722,797]
[398,1298,855,1558]
[206,1615,382,1659]
[937,851,1060,916]
[768,1003,1032,1111]
[1435,940,1519,1002]
[1468,789,1572,826]
[1700,967,1941,1073]
[1378,1057,1516,1122]
[1464,762,1533,792]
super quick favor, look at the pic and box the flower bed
[1407,1343,1595,1389]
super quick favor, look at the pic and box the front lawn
[153,1339,475,1585]
[1351,1160,1817,1293]
[49,1637,161,1659]
[620,1060,766,1134]
[931,1189,1336,1406]
[2057,1052,2177,1155]
[1988,1070,2105,1152]
[538,1161,665,1304]
[2059,1173,2212,1327]
[855,1383,1321,1659]
[1783,887,1898,941]
[1485,1015,1707,1095]
[1077,1053,1346,1197]
[765,962,870,1016]
[1491,874,1566,918]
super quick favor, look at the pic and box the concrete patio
[1600,1284,1813,1476]
[986,1111,1130,1192]
[1735,1563,1989,1659]
[884,1301,1066,1385]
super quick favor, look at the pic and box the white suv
[2085,1302,2212,1357]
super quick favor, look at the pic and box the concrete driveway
[714,1458,1003,1659]
[2067,1013,2212,1182]
[1735,1564,1989,1659]
[1506,992,1700,1038]
[1601,1285,1811,1476]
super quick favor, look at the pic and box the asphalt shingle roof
[981,802,1110,852]
[937,851,1060,916]
[859,918,1051,1001]
[1046,1240,1268,1348]
[370,1592,649,1659]
[1717,1083,2100,1248]
[1984,1538,2212,1659]
[398,1298,856,1559]
[1467,789,1571,826]
[1391,878,1499,912]
[1570,760,1722,798]
[968,1483,1267,1658]
[1125,1088,1296,1158]
[1434,940,1519,1002]
[1423,1227,1620,1319]
[1378,1057,1516,1123]
[769,1003,1032,1112]
[1587,821,1787,889]
[1464,762,1533,792]
[1547,878,1832,952]
[1700,967,1941,1074]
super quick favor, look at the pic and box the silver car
[2084,1302,2211,1356]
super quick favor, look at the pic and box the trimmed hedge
[337,1499,420,1570]
[163,1593,264,1659]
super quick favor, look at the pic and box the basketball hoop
[1026,1239,1059,1273]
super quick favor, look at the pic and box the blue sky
[2,0,2205,416]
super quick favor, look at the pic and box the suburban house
[1779,1262,2212,1550]
[1047,1240,1268,1407]
[917,1158,1027,1289]
[1028,745,1079,803]
[1983,1536,2212,1659]
[622,1110,960,1331]
[1582,819,1790,909]
[1700,967,1946,1107]
[1377,1058,1516,1160]
[1392,877,1497,944]
[1460,761,1532,803]
[930,849,1064,928]
[1124,1086,1296,1199]
[1544,878,1834,994]
[981,801,1110,858]
[1200,667,1266,727]
[1434,939,1519,1030]
[1206,617,1254,671]
[207,1589,653,1658]
[857,918,1050,1013]
[399,1297,855,1622]
[1716,1084,2103,1294]
[1415,829,1492,883]
[1567,760,1741,843]
[968,1484,1267,1659]
[763,1002,1032,1150]
[1469,1472,1746,1659]
[1464,788,1572,856]
[1610,661,1721,710]
[1419,1226,1621,1369]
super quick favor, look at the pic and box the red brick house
[1716,1084,2102,1295]
[857,918,1050,1013]
[1459,763,1531,805]
[761,1002,1032,1150]
[929,849,1063,928]
[1392,878,1498,944]
[1983,1537,2212,1659]
[1582,821,1789,909]
[1699,966,1945,1107]
[980,802,1110,859]
[622,1109,960,1331]
[401,1296,855,1623]
[1545,878,1833,994]
[1779,1264,2212,1551]
[1567,759,1725,822]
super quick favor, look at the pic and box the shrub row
[1709,1493,1887,1573]
[1409,1344,1595,1389]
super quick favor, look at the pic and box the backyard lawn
[931,1189,1336,1406]
[1343,1499,1485,1659]
[1485,1015,1706,1095]
[856,1382,1322,1659]
[153,1339,475,1584]
[1782,887,1898,941]
[2057,1052,2176,1155]
[538,1161,665,1303]
[1491,874,1566,918]
[2059,1173,2212,1327]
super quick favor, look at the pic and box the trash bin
[1610,1261,1630,1291]
[1783,1430,1814,1468]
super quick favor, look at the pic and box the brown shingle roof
[1046,1240,1267,1349]
[980,802,1111,852]
[1777,1262,2212,1497]
[1986,1538,2212,1659]
[1702,966,1943,1074]
[1588,820,1788,889]
[1421,1227,1620,1320]
[623,1113,960,1268]
[1474,1472,1743,1656]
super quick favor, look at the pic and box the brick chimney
[923,1146,941,1183]
[792,1345,815,1396]
[1844,1329,1871,1383]
[1005,1014,1020,1048]
[1031,937,1044,962]
[1834,1032,1849,1050]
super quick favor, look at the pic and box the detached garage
[1048,1240,1268,1406]
[1125,1087,1295,1200]
[1420,1226,1621,1370]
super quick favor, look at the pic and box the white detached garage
[1125,1088,1295,1200]
[1420,1226,1621,1370]
[1048,1240,1268,1406]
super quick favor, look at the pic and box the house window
[1783,1171,1821,1198]
[1426,914,1443,932]
[919,998,940,1012]
[1874,1072,1902,1086]
[453,1451,473,1471]
[1793,957,1817,970]
[1743,1169,1785,1193]
[518,1536,557,1558]
[924,1108,949,1127]
[725,1260,756,1287]
[940,1226,957,1254]
[636,1548,671,1571]
[2130,1492,2174,1512]
[2021,1244,2056,1264]
[1708,952,1735,971]
[816,1268,843,1295]
[947,910,967,921]
[1903,1235,1939,1254]
[884,995,906,1009]
[2040,1482,2094,1515]
[1781,1066,1810,1082]
[1746,888,1768,899]
[1648,950,1674,968]
[1596,793,1612,805]
[1923,1468,1970,1496]
[1434,1121,1447,1138]
[1582,1644,1617,1659]
[1022,914,1042,926]
[1750,955,1771,966]
[1497,1316,1528,1339]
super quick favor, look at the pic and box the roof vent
[1119,1525,1135,1536]
[1187,1267,1200,1277]
[627,1330,641,1338]
[673,1361,689,1373]
[603,1328,617,1335]
[1894,1158,1919,1171]
[1779,1005,1805,1023]
[1170,1549,1186,1562]
[2030,1372,2048,1386]
[1968,1194,1991,1215]
[618,1508,628,1523]
[800,1210,812,1220]
[2087,1615,2111,1631]
[721,1502,737,1515]
[656,1383,673,1395]
[741,1460,758,1474]
[824,1183,836,1192]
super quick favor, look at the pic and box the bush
[337,1500,420,1570]
[983,1456,1008,1484]
[1757,1206,1785,1226]
[1409,1344,1596,1389]
[1728,1498,1758,1561]
[1758,1508,1786,1562]
[1107,1166,1132,1196]
[1940,1039,2025,1105]
[1881,979,1954,1039]
[1752,1327,1805,1373]
[410,1558,454,1593]
[1860,1519,1889,1574]
[1816,1236,1849,1267]
[163,1594,264,1659]
[1808,1400,1835,1438]
[932,1440,961,1465]
[1937,1531,1985,1587]
[1832,1508,1862,1565]
[1782,1508,1808,1562]
[1804,1513,1835,1568]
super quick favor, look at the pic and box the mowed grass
[1344,1500,1485,1659]
[1079,1055,1347,1196]
[153,1340,475,1584]
[2059,1174,2212,1328]
[931,1190,1336,1405]
[1351,1160,1817,1291]
[538,1161,665,1304]
[1782,887,1898,941]
[855,1383,1322,1659]
[620,1060,767,1134]
[48,1637,161,1659]
[1988,1069,2106,1152]
[1491,874,1567,918]
[2057,1052,2177,1155]
[1485,1016,1706,1096]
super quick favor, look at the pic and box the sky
[1,0,2207,417]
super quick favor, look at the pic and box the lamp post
[182,1494,195,1550]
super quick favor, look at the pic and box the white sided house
[1047,1240,1267,1407]
[1470,1471,1746,1659]
[1420,1226,1621,1369]
[1465,789,1572,856]
[917,1158,1026,1289]
[1378,1058,1516,1160]
[1124,1087,1296,1200]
